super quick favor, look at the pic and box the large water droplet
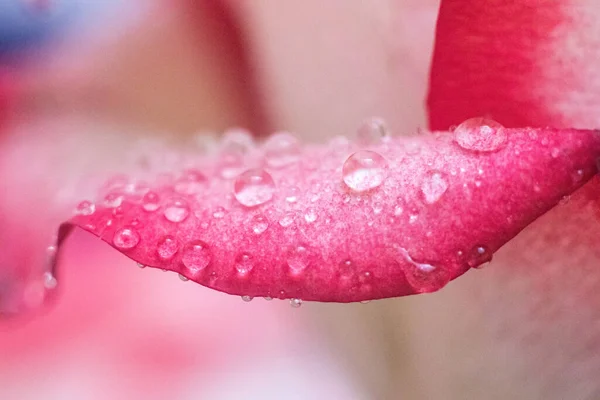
[342,150,388,192]
[235,253,254,275]
[251,214,269,234]
[113,227,140,250]
[357,117,389,145]
[164,199,190,223]
[287,245,310,275]
[264,132,301,168]
[421,171,449,204]
[181,240,211,273]
[397,246,450,293]
[142,191,160,212]
[466,245,492,269]
[454,118,507,152]
[75,200,96,216]
[157,235,179,260]
[234,169,276,207]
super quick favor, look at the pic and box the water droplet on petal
[43,272,57,290]
[357,117,389,145]
[104,193,124,208]
[175,169,206,194]
[467,245,492,269]
[421,171,449,204]
[221,128,254,154]
[397,246,450,293]
[372,202,383,214]
[75,200,96,216]
[157,235,179,260]
[454,118,507,152]
[181,240,211,273]
[178,274,189,281]
[342,150,388,192]
[264,132,301,168]
[304,208,317,223]
[290,298,303,308]
[287,245,310,275]
[164,199,190,223]
[251,214,269,234]
[219,153,245,180]
[142,191,160,212]
[212,206,226,219]
[285,186,301,203]
[551,148,561,158]
[279,212,295,227]
[235,253,254,275]
[113,227,140,250]
[241,295,253,302]
[234,169,276,207]
[264,296,273,301]
[137,262,146,269]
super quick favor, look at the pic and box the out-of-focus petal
[419,1,600,398]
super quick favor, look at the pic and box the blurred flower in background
[0,1,373,399]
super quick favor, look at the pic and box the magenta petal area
[52,127,600,303]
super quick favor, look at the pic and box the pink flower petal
[50,127,600,303]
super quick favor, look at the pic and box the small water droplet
[241,295,253,302]
[372,202,383,214]
[360,300,371,304]
[221,128,254,154]
[235,253,254,275]
[397,246,450,293]
[342,150,388,192]
[251,214,269,234]
[164,199,190,223]
[212,206,226,219]
[287,245,310,275]
[234,169,276,207]
[264,296,273,301]
[421,171,449,204]
[75,200,96,216]
[356,117,389,145]
[394,205,404,216]
[264,132,301,168]
[181,240,211,273]
[572,169,585,183]
[142,191,160,212]
[551,148,561,158]
[285,186,301,203]
[290,298,302,308]
[304,208,317,223]
[175,169,206,194]
[157,235,179,260]
[43,272,57,290]
[113,227,140,250]
[137,262,146,269]
[178,274,189,282]
[104,193,124,208]
[467,245,492,268]
[454,118,507,152]
[342,194,351,204]
[279,212,295,227]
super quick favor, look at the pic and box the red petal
[51,127,600,303]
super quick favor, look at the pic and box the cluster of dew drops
[56,117,513,308]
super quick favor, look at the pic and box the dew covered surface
[57,126,600,303]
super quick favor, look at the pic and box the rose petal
[48,127,600,303]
